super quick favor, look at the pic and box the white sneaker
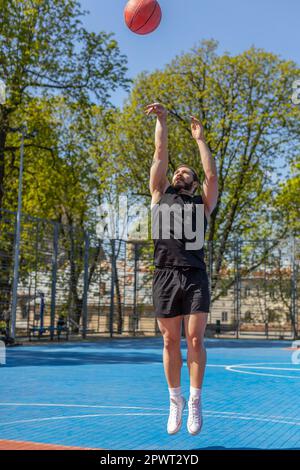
[187,397,203,435]
[167,396,186,435]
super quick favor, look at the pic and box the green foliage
[0,0,130,324]
[275,160,300,236]
[109,41,300,278]
[0,0,130,106]
[0,0,130,211]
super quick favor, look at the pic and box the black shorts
[152,266,210,318]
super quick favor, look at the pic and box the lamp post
[10,126,27,339]
[0,79,25,340]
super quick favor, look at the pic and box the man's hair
[175,164,199,183]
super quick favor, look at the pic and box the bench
[29,325,69,341]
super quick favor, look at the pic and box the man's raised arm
[190,115,218,215]
[145,103,169,195]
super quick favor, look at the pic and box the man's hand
[147,103,169,196]
[144,103,167,120]
[190,116,205,142]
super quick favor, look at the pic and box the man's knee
[163,333,181,351]
[188,335,205,352]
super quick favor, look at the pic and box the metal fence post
[50,222,59,341]
[10,129,25,339]
[264,239,269,339]
[234,239,241,339]
[291,236,298,340]
[109,239,115,338]
[82,232,89,339]
[133,242,139,335]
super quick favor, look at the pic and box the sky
[79,0,300,107]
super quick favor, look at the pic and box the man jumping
[146,102,218,435]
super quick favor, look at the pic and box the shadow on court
[3,337,292,368]
[4,348,163,368]
[11,336,293,349]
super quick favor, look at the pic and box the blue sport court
[0,338,300,450]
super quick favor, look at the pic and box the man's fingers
[145,103,160,109]
[144,106,155,114]
[144,106,154,114]
[144,106,166,116]
[144,103,167,118]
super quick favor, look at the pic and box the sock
[168,386,182,400]
[190,386,201,400]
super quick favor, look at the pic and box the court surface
[0,338,300,450]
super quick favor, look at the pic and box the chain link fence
[0,208,299,341]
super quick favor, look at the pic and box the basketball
[124,0,162,35]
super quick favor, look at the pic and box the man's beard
[173,179,194,192]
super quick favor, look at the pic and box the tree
[0,0,130,209]
[109,40,300,290]
[0,0,130,329]
[2,95,122,331]
[275,159,300,237]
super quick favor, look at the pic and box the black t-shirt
[151,185,208,269]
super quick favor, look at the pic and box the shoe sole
[167,397,186,435]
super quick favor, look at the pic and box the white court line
[0,403,167,411]
[0,413,168,426]
[203,413,300,427]
[227,366,300,372]
[204,410,300,422]
[0,410,300,428]
[1,363,299,429]
[208,362,300,379]
[206,364,230,367]
[226,362,300,379]
[1,403,300,421]
[1,404,300,427]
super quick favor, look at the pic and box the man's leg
[184,312,208,435]
[184,312,208,388]
[157,315,184,387]
[157,315,186,434]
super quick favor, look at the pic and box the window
[244,287,251,297]
[100,282,106,295]
[222,311,228,322]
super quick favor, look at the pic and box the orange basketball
[124,0,162,35]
